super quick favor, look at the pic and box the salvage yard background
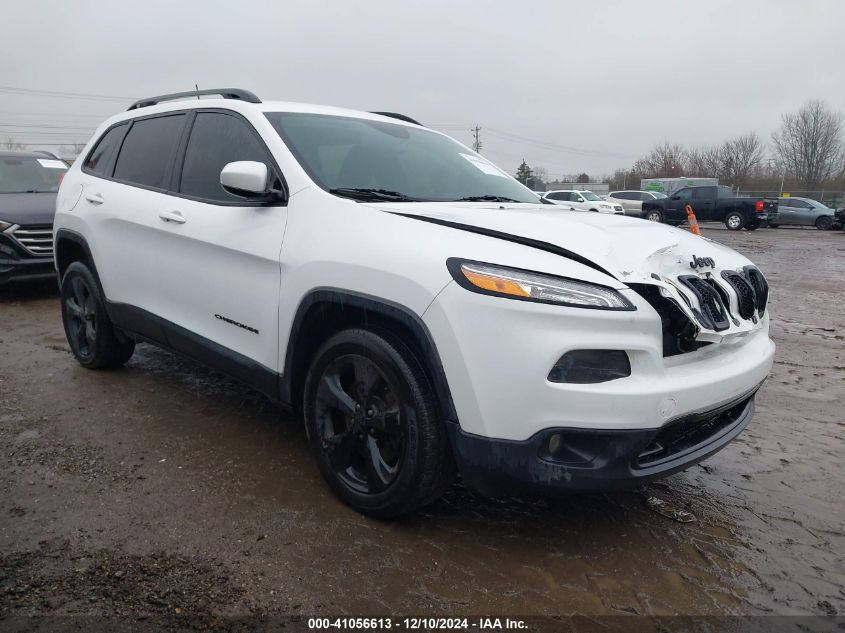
[1,227,842,620]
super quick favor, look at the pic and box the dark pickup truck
[641,185,778,231]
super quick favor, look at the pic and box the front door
[148,110,287,372]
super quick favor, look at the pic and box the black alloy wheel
[304,329,453,518]
[60,261,135,369]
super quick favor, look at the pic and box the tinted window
[547,192,568,201]
[676,188,694,201]
[0,156,67,193]
[693,187,716,200]
[613,192,634,200]
[84,124,127,176]
[179,112,276,202]
[113,114,186,189]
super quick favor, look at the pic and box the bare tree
[2,137,27,151]
[59,143,87,158]
[772,99,845,190]
[633,142,687,178]
[720,132,763,187]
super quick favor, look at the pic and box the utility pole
[471,125,482,153]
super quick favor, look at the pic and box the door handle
[85,193,104,204]
[158,210,186,224]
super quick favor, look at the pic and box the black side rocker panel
[106,302,281,402]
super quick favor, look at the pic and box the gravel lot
[1,226,843,627]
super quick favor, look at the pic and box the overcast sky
[3,0,843,179]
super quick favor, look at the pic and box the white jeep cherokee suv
[53,89,775,518]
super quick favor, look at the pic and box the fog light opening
[548,349,631,384]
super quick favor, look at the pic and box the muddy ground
[0,226,843,627]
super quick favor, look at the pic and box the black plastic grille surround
[720,270,757,320]
[743,266,769,316]
[678,275,730,331]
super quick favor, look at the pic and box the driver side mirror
[220,161,281,200]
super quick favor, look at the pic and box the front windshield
[265,113,538,203]
[581,192,601,201]
[0,156,67,193]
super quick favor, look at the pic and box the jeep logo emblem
[689,255,715,269]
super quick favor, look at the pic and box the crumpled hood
[0,192,57,226]
[375,202,752,283]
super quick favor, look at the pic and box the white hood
[374,202,763,341]
[375,202,752,283]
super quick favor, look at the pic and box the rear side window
[84,123,127,177]
[113,114,186,189]
[179,112,275,202]
[694,187,716,200]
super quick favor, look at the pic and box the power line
[0,123,96,130]
[0,85,136,102]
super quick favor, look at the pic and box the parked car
[607,190,668,216]
[54,88,775,517]
[769,197,835,230]
[541,190,624,214]
[834,207,845,232]
[642,185,777,230]
[0,151,68,286]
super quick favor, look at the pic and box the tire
[815,216,833,231]
[768,223,779,228]
[725,212,744,231]
[303,328,454,518]
[60,261,135,369]
[644,208,664,223]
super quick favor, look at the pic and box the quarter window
[113,114,186,189]
[84,123,127,177]
[179,112,276,202]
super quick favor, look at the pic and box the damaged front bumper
[448,385,758,496]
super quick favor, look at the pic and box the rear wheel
[725,212,744,231]
[644,208,663,223]
[60,262,135,369]
[768,223,779,228]
[303,328,454,518]
[815,216,833,230]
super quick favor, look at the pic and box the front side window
[0,155,67,194]
[265,113,537,203]
[694,187,716,200]
[84,123,128,177]
[113,114,186,189]
[179,112,278,203]
[676,188,694,201]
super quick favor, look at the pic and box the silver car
[771,197,835,230]
[607,190,669,218]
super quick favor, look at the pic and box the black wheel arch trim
[54,229,104,291]
[280,288,458,423]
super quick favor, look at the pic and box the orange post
[685,204,702,236]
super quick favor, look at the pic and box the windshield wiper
[329,187,417,202]
[454,195,522,203]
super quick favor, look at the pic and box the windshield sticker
[459,153,508,178]
[37,159,67,169]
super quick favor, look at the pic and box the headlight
[0,220,12,232]
[447,259,634,310]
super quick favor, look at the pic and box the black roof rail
[371,111,423,126]
[127,88,261,111]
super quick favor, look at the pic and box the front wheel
[644,208,664,223]
[815,216,833,230]
[60,262,135,369]
[303,329,454,518]
[725,212,744,231]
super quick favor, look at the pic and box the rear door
[81,113,188,314]
[153,109,287,372]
